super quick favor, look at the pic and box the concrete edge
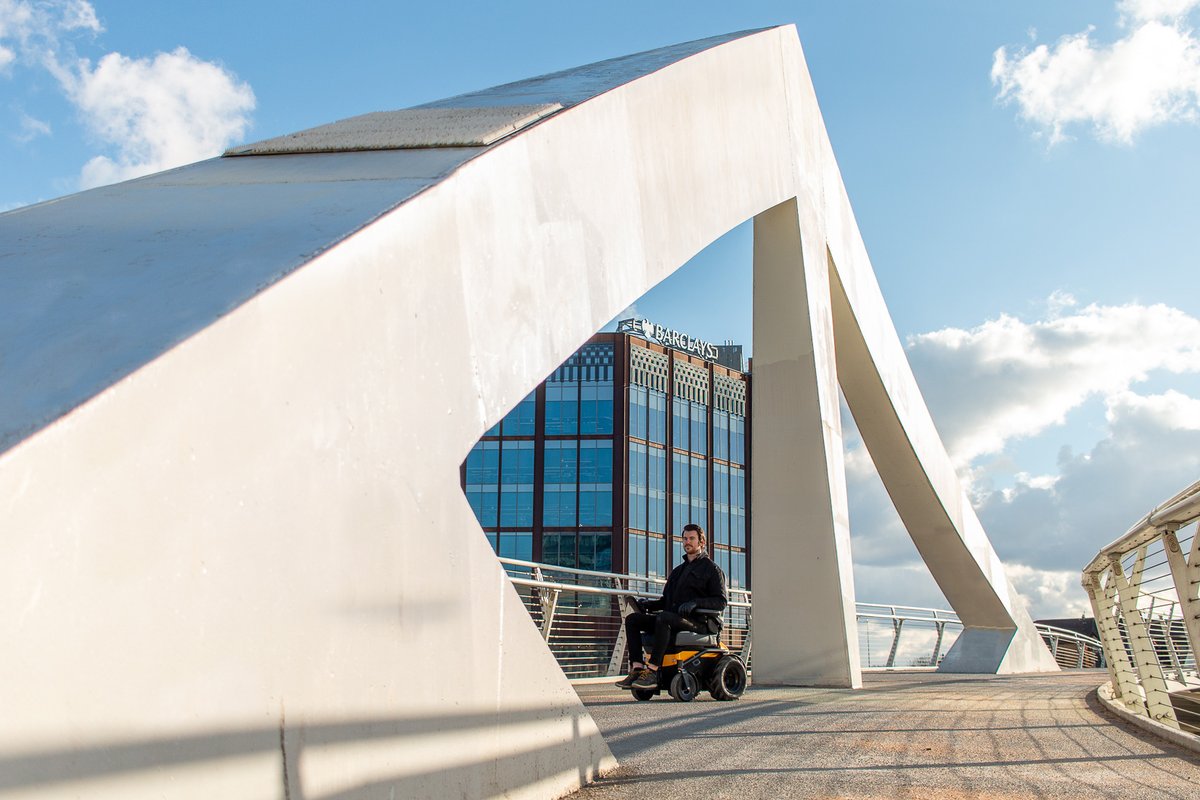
[1095,681,1200,754]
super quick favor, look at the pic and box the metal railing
[1083,479,1200,734]
[500,557,1104,679]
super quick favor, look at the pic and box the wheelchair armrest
[693,607,722,617]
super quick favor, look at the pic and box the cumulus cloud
[975,389,1200,572]
[1004,563,1092,619]
[845,299,1200,617]
[0,1,254,187]
[0,1,101,66]
[907,301,1200,463]
[849,387,1200,616]
[57,48,255,187]
[993,1,1200,143]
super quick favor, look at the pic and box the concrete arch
[0,25,1055,799]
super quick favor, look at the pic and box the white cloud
[1,1,254,188]
[993,2,1200,143]
[975,388,1200,571]
[0,0,101,64]
[845,299,1200,618]
[848,385,1200,616]
[907,301,1200,463]
[1120,0,1200,24]
[60,48,255,187]
[12,109,49,141]
[1004,563,1092,619]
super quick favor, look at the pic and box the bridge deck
[574,671,1200,799]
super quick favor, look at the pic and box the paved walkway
[573,671,1200,799]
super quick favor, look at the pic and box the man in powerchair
[616,523,727,691]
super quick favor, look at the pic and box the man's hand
[678,600,697,615]
[635,598,651,613]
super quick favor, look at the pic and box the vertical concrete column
[751,198,861,688]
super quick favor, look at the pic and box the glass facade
[463,332,749,590]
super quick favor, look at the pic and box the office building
[462,318,750,588]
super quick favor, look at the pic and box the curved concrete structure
[0,26,1055,798]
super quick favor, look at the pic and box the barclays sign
[616,317,720,361]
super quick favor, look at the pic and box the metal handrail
[498,557,1103,678]
[1082,478,1200,735]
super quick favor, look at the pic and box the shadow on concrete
[0,704,608,799]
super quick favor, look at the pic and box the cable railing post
[932,621,946,666]
[1163,528,1200,672]
[1088,569,1141,710]
[532,566,559,643]
[886,609,903,668]
[1111,552,1181,728]
[605,577,634,678]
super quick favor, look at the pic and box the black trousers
[624,610,702,669]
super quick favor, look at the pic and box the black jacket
[646,552,727,615]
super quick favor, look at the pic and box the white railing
[1083,479,1200,734]
[499,557,1103,679]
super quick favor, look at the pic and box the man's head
[681,524,706,558]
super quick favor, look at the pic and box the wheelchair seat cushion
[640,630,719,649]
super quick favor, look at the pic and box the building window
[545,380,579,435]
[689,400,707,455]
[731,550,746,589]
[648,389,667,445]
[628,441,647,530]
[543,532,576,568]
[628,532,647,577]
[465,441,500,526]
[543,531,612,573]
[543,440,578,526]
[672,397,689,451]
[629,386,648,441]
[500,440,534,526]
[648,446,666,535]
[501,391,536,436]
[731,465,746,549]
[713,462,730,547]
[649,534,667,578]
[581,381,613,435]
[713,410,729,461]
[579,440,613,526]
[579,531,612,572]
[497,532,533,562]
[689,455,707,532]
[730,414,745,465]
[672,451,690,533]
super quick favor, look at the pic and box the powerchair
[632,608,748,702]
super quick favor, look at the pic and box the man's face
[682,529,702,555]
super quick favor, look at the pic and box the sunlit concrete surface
[574,672,1200,799]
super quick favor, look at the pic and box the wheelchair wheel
[631,688,656,702]
[668,670,700,702]
[708,656,747,700]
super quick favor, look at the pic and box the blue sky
[4,1,1200,619]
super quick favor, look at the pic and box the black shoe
[630,668,659,690]
[615,668,642,689]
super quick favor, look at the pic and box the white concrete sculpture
[0,25,1056,799]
